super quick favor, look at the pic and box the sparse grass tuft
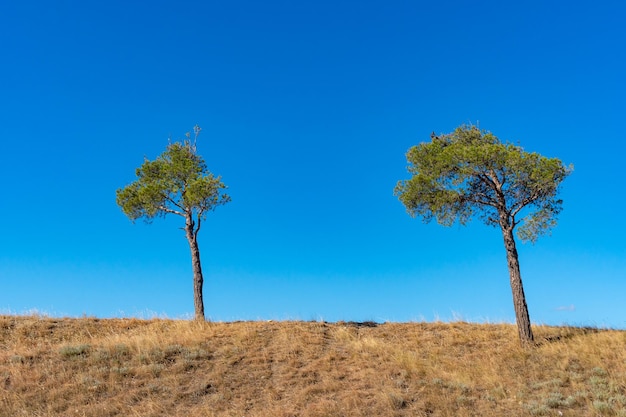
[59,344,91,357]
[0,316,625,416]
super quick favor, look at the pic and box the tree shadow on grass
[537,325,605,345]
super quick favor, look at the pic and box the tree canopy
[116,139,231,230]
[395,125,571,243]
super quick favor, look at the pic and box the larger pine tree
[395,125,571,343]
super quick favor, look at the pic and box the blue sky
[1,1,625,328]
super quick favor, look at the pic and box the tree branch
[466,192,498,208]
[511,215,519,228]
[195,212,202,236]
[485,169,502,190]
[469,173,500,208]
[478,172,496,188]
[158,205,185,216]
[163,193,185,211]
[510,192,539,219]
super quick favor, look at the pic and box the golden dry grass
[1,315,625,416]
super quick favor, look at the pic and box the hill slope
[1,316,625,416]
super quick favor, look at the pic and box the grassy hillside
[1,316,625,416]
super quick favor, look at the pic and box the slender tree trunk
[185,217,205,321]
[501,225,534,344]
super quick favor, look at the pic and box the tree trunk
[501,226,534,344]
[185,217,205,321]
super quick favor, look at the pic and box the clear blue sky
[1,1,625,328]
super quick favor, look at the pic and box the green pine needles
[395,125,571,242]
[116,137,230,223]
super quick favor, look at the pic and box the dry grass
[1,316,625,416]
